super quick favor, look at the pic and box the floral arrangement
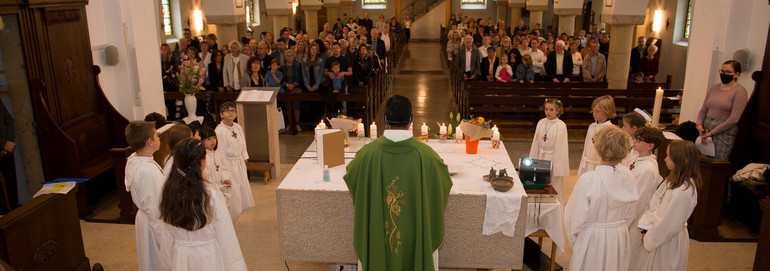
[327,112,361,133]
[459,116,493,141]
[431,112,463,140]
[175,54,206,95]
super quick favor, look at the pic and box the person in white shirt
[570,40,583,76]
[565,125,638,271]
[215,102,255,221]
[478,36,492,58]
[626,127,665,271]
[530,40,547,78]
[223,41,250,92]
[578,95,616,175]
[529,99,570,203]
[637,141,700,271]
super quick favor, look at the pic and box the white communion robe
[577,120,613,175]
[564,165,638,271]
[163,184,247,271]
[215,122,255,221]
[638,179,698,271]
[529,117,570,202]
[204,149,233,212]
[162,155,174,177]
[125,153,169,271]
[627,155,663,271]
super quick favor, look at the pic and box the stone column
[526,0,548,29]
[602,0,649,89]
[303,4,322,39]
[395,0,402,22]
[554,0,582,36]
[267,0,294,36]
[446,0,452,25]
[508,0,525,25]
[497,1,508,23]
[203,0,246,47]
[324,1,339,25]
[339,0,352,18]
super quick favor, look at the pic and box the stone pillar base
[606,24,634,89]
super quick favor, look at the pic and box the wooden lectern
[236,88,281,178]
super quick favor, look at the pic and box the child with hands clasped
[265,59,283,91]
[159,138,247,270]
[529,98,569,202]
[565,125,638,271]
[626,127,666,271]
[637,140,700,271]
[199,126,233,209]
[215,102,255,222]
[578,95,616,175]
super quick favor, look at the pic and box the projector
[518,158,552,190]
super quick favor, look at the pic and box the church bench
[463,86,681,130]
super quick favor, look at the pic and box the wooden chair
[246,162,273,185]
[528,229,558,271]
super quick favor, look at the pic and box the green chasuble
[344,137,453,271]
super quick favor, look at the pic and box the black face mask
[720,73,735,84]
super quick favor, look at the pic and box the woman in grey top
[696,60,748,160]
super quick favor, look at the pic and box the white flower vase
[182,94,203,124]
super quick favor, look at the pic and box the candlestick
[651,87,664,127]
[370,122,377,139]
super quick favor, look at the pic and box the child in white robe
[637,140,700,271]
[162,124,193,176]
[529,98,569,203]
[199,126,233,213]
[578,95,616,175]
[159,138,247,271]
[627,127,665,271]
[215,102,255,221]
[124,121,169,270]
[620,112,647,167]
[565,125,638,271]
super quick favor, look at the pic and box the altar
[276,138,528,269]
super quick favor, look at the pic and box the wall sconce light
[292,1,298,15]
[193,10,203,32]
[652,10,664,32]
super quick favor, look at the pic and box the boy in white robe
[627,127,665,271]
[578,95,616,175]
[529,98,569,203]
[565,125,638,271]
[124,121,168,270]
[215,102,255,221]
[620,112,647,167]
[638,141,700,271]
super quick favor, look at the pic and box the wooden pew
[0,189,94,270]
[109,123,175,224]
[464,86,681,130]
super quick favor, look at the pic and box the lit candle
[492,130,500,141]
[651,87,664,127]
[357,122,365,137]
[421,123,428,137]
[370,122,377,139]
[319,120,327,129]
[455,126,463,142]
[439,123,447,135]
[491,125,499,133]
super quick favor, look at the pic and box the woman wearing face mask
[695,60,748,161]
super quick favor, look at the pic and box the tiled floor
[80,42,757,270]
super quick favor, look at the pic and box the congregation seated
[479,47,499,82]
[639,44,660,82]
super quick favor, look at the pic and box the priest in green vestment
[344,95,453,271]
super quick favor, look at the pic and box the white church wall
[680,0,769,123]
[410,0,446,40]
[86,0,166,121]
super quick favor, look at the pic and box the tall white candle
[651,87,664,127]
[456,126,463,140]
[370,122,377,139]
[439,123,447,135]
[357,122,365,136]
[421,123,428,136]
[492,130,500,141]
